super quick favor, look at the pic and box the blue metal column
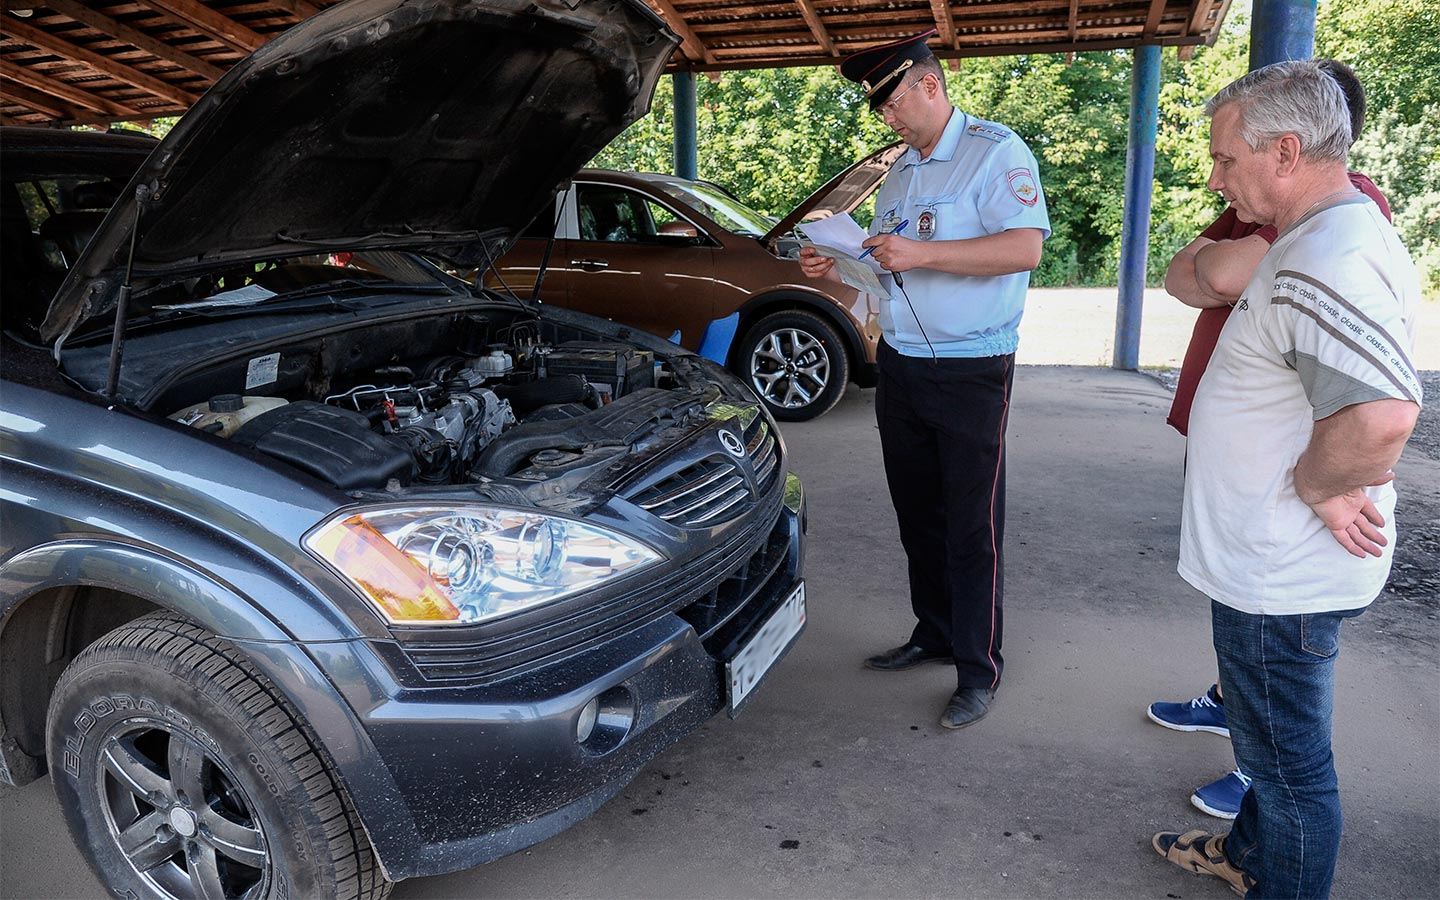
[1113,44,1161,370]
[673,72,698,180]
[1250,0,1316,69]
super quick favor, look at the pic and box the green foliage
[1350,105,1440,295]
[593,0,1435,293]
[1317,0,1440,124]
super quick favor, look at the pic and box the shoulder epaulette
[964,122,1012,144]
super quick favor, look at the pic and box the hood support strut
[105,185,148,405]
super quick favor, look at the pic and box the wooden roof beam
[642,0,716,65]
[268,0,325,18]
[1068,0,1080,43]
[0,59,144,117]
[133,0,266,54]
[1143,0,1168,37]
[927,0,958,49]
[0,81,84,120]
[42,0,227,83]
[791,0,835,56]
[3,18,200,108]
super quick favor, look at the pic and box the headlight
[304,506,662,625]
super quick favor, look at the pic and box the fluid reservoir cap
[208,394,244,412]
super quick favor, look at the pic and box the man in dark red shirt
[1148,59,1393,822]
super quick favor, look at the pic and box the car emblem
[720,430,746,458]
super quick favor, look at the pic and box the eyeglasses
[873,77,925,119]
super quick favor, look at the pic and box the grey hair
[911,55,948,92]
[1205,60,1352,162]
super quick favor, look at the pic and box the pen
[858,218,909,260]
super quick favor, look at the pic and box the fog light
[576,697,599,743]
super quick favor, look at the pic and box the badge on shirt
[917,208,936,240]
[880,209,902,233]
[1007,168,1039,207]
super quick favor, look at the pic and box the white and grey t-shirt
[1179,194,1423,615]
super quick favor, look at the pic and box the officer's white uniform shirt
[872,108,1051,358]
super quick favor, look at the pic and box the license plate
[726,581,806,715]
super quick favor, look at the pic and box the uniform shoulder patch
[1006,167,1039,206]
[965,121,1012,143]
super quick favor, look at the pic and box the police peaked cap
[839,29,938,110]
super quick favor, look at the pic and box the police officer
[800,31,1050,729]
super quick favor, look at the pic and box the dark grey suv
[0,2,806,898]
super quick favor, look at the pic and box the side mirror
[658,221,701,239]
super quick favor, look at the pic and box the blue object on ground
[697,312,740,364]
[1191,769,1253,820]
[1146,683,1229,737]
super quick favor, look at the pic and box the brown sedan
[488,145,903,420]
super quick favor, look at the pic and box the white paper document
[795,214,890,300]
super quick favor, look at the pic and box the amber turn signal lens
[309,515,461,623]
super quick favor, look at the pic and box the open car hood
[42,0,677,344]
[762,141,906,249]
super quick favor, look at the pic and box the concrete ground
[3,289,1437,899]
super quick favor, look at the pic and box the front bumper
[298,473,805,880]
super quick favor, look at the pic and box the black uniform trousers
[875,338,1014,690]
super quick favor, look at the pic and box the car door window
[576,186,660,243]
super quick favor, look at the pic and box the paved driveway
[5,358,1435,899]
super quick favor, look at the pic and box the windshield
[651,180,775,237]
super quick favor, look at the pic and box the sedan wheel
[737,310,849,421]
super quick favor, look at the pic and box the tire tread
[54,611,390,900]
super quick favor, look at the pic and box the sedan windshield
[651,180,774,237]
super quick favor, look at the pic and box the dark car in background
[0,2,806,898]
[490,146,904,421]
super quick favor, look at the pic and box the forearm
[914,228,1043,277]
[1293,399,1420,503]
[1164,240,1229,309]
[1193,234,1271,303]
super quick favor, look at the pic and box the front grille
[623,416,779,528]
[630,456,748,526]
[745,418,779,494]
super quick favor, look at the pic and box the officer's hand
[798,246,835,280]
[860,234,923,273]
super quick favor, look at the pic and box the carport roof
[1,0,1232,127]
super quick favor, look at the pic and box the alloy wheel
[748,327,831,410]
[98,723,269,900]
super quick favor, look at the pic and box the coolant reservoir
[170,394,288,437]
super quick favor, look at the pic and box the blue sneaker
[1191,769,1253,819]
[1146,684,1229,737]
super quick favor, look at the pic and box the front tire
[46,611,391,900]
[735,309,850,421]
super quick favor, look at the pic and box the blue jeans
[1211,600,1366,899]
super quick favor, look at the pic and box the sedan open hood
[762,141,906,250]
[42,0,677,344]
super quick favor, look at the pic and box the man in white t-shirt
[1151,61,1422,900]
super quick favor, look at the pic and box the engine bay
[126,306,733,499]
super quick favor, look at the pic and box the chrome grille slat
[685,485,750,524]
[660,476,746,522]
[637,464,735,511]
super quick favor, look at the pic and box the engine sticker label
[246,353,280,389]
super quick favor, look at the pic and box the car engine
[166,323,719,495]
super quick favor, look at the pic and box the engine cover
[231,401,414,490]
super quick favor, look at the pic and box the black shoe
[864,642,951,671]
[939,687,995,729]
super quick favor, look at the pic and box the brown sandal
[1152,828,1255,897]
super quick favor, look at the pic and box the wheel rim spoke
[202,809,267,869]
[103,738,172,802]
[188,843,229,900]
[166,734,207,806]
[117,811,179,873]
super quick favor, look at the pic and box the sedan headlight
[304,506,662,625]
